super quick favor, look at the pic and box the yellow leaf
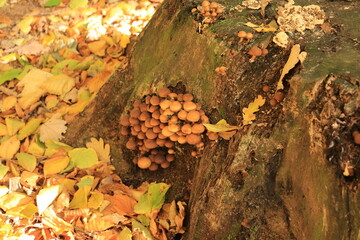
[1,96,17,111]
[0,53,17,63]
[69,185,91,209]
[0,136,20,159]
[253,26,277,32]
[0,164,9,180]
[43,156,70,176]
[0,186,8,198]
[85,212,114,232]
[85,138,110,162]
[0,123,7,136]
[42,31,56,46]
[41,74,75,95]
[0,192,33,211]
[242,95,266,125]
[36,185,63,214]
[88,40,107,56]
[16,153,36,172]
[118,227,132,240]
[87,60,120,93]
[17,16,34,34]
[20,171,39,189]
[5,118,24,136]
[17,118,42,140]
[58,178,77,193]
[203,119,240,133]
[6,202,37,219]
[277,44,301,90]
[88,191,104,209]
[17,68,52,109]
[28,141,45,156]
[42,207,74,234]
[120,35,130,49]
[68,148,98,169]
[65,95,95,115]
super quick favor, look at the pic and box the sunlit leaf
[134,183,170,214]
[44,140,73,156]
[0,69,21,85]
[88,40,107,56]
[58,178,77,193]
[37,185,63,214]
[0,164,9,180]
[1,96,17,111]
[16,16,34,34]
[203,119,240,133]
[44,0,62,7]
[51,59,79,75]
[43,156,70,176]
[0,0,6,7]
[0,186,8,198]
[277,44,301,90]
[69,185,91,209]
[0,192,33,211]
[88,192,104,209]
[85,212,114,231]
[103,194,137,216]
[41,74,75,95]
[86,138,110,162]
[6,202,38,219]
[68,148,98,169]
[119,227,132,240]
[42,207,74,234]
[5,118,24,136]
[20,171,39,189]
[0,53,17,63]
[39,117,67,142]
[0,123,7,136]
[0,136,20,159]
[120,35,130,49]
[242,95,266,125]
[16,153,36,172]
[17,118,42,140]
[132,219,155,240]
[69,0,88,9]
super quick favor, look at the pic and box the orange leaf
[102,194,137,216]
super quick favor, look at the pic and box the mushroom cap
[159,114,169,123]
[156,138,167,146]
[181,124,192,134]
[150,95,160,105]
[150,118,160,127]
[186,134,202,145]
[120,126,129,136]
[238,31,246,38]
[160,99,171,110]
[187,110,201,122]
[178,110,188,120]
[245,32,253,39]
[262,85,270,92]
[166,154,175,162]
[183,93,194,102]
[274,91,285,102]
[138,157,152,169]
[120,115,130,126]
[158,87,171,98]
[262,49,269,56]
[144,139,157,149]
[210,2,218,8]
[145,129,158,139]
[154,154,166,164]
[269,98,277,106]
[133,100,141,108]
[162,126,175,137]
[161,161,170,169]
[169,133,179,142]
[126,137,137,150]
[139,111,150,121]
[152,126,162,133]
[191,123,205,134]
[165,140,174,148]
[207,131,219,140]
[152,110,161,119]
[248,47,262,57]
[170,101,182,112]
[129,117,140,126]
[202,0,210,7]
[353,131,360,144]
[168,123,180,133]
[177,136,187,144]
[183,101,197,111]
[168,93,178,100]
[149,163,159,171]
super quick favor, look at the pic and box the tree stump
[64,0,360,239]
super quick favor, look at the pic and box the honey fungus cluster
[192,1,223,24]
[120,88,218,170]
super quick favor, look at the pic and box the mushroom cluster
[120,88,216,170]
[237,31,253,44]
[192,1,223,24]
[248,46,268,62]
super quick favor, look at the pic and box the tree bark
[64,0,360,239]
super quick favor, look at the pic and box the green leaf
[51,59,79,75]
[0,164,9,179]
[134,183,170,214]
[87,59,106,77]
[16,153,36,172]
[77,175,94,188]
[44,0,63,7]
[44,140,73,156]
[132,219,154,240]
[17,118,42,140]
[69,0,88,9]
[0,69,22,85]
[68,148,98,169]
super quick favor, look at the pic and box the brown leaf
[102,194,137,216]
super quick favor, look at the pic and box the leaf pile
[0,137,185,239]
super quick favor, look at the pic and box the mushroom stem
[249,55,257,62]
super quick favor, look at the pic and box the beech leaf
[0,164,9,179]
[36,185,63,214]
[119,227,132,240]
[132,219,155,240]
[69,0,88,9]
[0,69,21,85]
[69,185,91,209]
[5,118,25,136]
[44,0,63,7]
[16,153,36,172]
[0,136,20,159]
[17,118,42,140]
[6,202,38,219]
[41,74,75,95]
[43,156,70,176]
[1,95,18,112]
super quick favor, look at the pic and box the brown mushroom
[165,140,175,148]
[129,117,140,126]
[161,161,170,169]
[126,137,137,150]
[245,32,253,43]
[262,49,269,56]
[274,91,285,102]
[183,93,194,102]
[159,114,168,123]
[137,132,146,140]
[207,131,219,140]
[138,111,150,121]
[187,110,201,122]
[130,108,141,119]
[186,134,202,145]
[156,138,167,146]
[145,129,158,139]
[169,133,179,142]
[149,163,159,171]
[154,154,166,164]
[191,123,205,134]
[138,157,152,169]
[181,124,192,134]
[202,0,210,7]
[133,100,141,108]
[120,126,129,136]
[152,110,161,119]
[160,99,171,110]
[248,47,262,62]
[170,101,182,112]
[158,87,171,98]
[166,154,175,162]
[150,118,160,127]
[162,126,175,137]
[144,139,157,149]
[120,115,130,126]
[183,101,197,111]
[238,31,246,43]
[178,110,188,121]
[178,136,187,144]
[210,1,218,8]
[168,124,180,133]
[150,95,160,105]
[262,85,270,92]
[152,126,162,133]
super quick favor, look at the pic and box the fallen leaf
[134,183,170,215]
[6,202,38,219]
[85,212,114,231]
[43,155,70,176]
[88,191,103,209]
[41,74,75,95]
[118,227,132,240]
[17,40,50,55]
[132,219,155,240]
[242,95,266,125]
[42,207,74,234]
[17,118,42,140]
[16,153,36,172]
[39,117,67,142]
[68,148,99,169]
[0,164,9,179]
[16,16,35,34]
[69,0,88,9]
[277,44,301,90]
[36,185,63,214]
[88,40,107,56]
[5,117,25,136]
[1,96,17,112]
[103,194,137,216]
[218,130,237,140]
[69,185,91,209]
[0,136,20,159]
[203,119,240,133]
[0,192,33,211]
[0,69,21,85]
[86,138,110,162]
[44,0,63,7]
